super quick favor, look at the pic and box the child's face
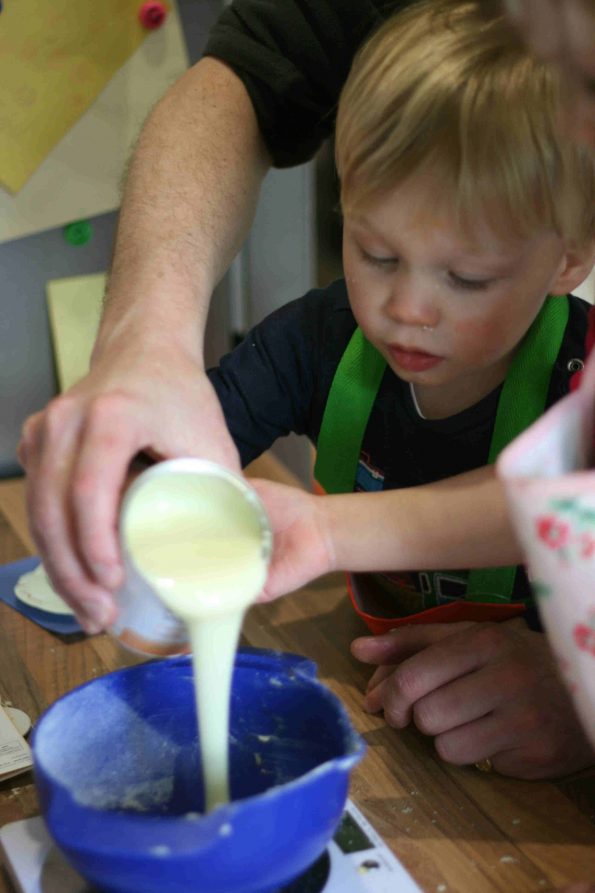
[342,174,572,417]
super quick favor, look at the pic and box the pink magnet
[138,1,167,29]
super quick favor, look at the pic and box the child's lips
[388,344,444,372]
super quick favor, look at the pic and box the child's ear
[550,240,595,295]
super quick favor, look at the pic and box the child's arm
[250,472,595,780]
[252,464,520,602]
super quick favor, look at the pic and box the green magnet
[63,220,93,246]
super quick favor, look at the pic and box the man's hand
[18,348,239,633]
[351,619,594,779]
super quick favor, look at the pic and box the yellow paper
[0,1,188,244]
[46,273,106,392]
[0,1,164,193]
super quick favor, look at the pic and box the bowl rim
[32,647,366,836]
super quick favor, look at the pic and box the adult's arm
[19,57,271,633]
[18,0,408,634]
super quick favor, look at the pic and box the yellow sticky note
[0,1,164,193]
[0,0,188,244]
[46,273,106,392]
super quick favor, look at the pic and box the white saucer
[6,707,32,738]
[14,566,74,617]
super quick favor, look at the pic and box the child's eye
[360,248,398,269]
[449,272,492,291]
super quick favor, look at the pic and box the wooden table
[0,470,594,893]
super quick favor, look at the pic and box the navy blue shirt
[205,0,410,166]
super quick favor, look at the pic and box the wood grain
[0,468,593,893]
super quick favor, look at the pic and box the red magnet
[138,1,167,29]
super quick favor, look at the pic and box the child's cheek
[453,317,509,358]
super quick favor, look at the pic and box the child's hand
[249,479,335,601]
[351,619,594,779]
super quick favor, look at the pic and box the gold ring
[474,758,494,773]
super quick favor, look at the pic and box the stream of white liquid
[122,470,268,812]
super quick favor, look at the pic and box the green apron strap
[315,295,570,603]
[467,294,569,600]
[314,327,386,494]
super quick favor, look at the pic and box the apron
[314,295,569,633]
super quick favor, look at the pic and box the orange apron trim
[315,479,527,631]
[346,574,525,634]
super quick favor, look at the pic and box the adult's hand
[18,55,271,635]
[352,619,594,779]
[19,348,239,634]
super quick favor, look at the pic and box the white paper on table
[0,704,32,781]
[0,1,189,246]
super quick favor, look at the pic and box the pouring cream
[120,460,271,812]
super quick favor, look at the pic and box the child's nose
[384,282,439,329]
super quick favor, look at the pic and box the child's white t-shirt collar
[409,383,427,419]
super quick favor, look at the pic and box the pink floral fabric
[498,351,595,748]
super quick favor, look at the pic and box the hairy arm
[98,57,271,360]
[19,58,272,633]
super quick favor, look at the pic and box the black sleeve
[204,0,411,167]
[207,280,354,466]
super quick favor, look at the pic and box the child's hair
[335,0,595,245]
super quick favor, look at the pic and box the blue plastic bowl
[32,648,365,893]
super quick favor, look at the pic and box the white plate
[14,566,74,616]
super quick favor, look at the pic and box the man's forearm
[325,466,523,572]
[94,57,271,362]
